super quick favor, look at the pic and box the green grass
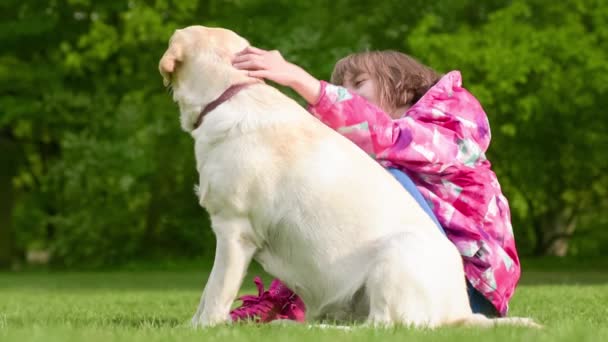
[1,261,607,342]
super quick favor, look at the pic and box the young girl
[228,47,521,322]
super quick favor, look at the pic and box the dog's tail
[451,314,542,328]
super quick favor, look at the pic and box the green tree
[2,0,607,267]
[408,0,608,255]
[1,0,459,267]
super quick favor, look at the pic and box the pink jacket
[308,71,520,316]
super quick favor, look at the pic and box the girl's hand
[232,46,321,104]
[232,46,296,87]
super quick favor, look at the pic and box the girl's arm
[232,46,321,104]
[310,81,472,175]
[232,47,485,175]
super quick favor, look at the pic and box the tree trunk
[534,208,578,256]
[0,135,19,268]
[544,214,577,256]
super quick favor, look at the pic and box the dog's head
[159,26,251,132]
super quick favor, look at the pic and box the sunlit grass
[0,261,607,342]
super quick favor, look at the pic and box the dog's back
[196,84,470,324]
[164,25,537,328]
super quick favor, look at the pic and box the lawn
[0,260,607,342]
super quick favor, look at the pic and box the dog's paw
[308,323,353,331]
[190,314,231,328]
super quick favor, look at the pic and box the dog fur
[159,25,538,329]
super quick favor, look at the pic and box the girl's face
[343,72,381,109]
[343,72,407,119]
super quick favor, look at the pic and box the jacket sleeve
[308,81,486,175]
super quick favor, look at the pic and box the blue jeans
[387,168,498,317]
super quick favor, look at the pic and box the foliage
[1,0,607,267]
[407,0,608,255]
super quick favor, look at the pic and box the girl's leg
[386,168,443,232]
[386,168,498,317]
[467,284,499,317]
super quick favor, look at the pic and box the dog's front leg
[191,216,257,327]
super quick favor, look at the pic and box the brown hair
[331,50,442,113]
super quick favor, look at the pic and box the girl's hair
[331,50,442,113]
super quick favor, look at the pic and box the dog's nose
[160,54,177,75]
[159,39,184,85]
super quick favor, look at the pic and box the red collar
[193,82,255,129]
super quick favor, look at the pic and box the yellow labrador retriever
[159,26,537,328]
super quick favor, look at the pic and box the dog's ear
[159,40,184,87]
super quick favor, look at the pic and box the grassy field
[0,260,607,342]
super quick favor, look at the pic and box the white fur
[159,26,539,329]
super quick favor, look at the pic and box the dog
[159,25,538,329]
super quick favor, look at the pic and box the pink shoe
[230,276,306,323]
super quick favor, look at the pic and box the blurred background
[1,0,607,269]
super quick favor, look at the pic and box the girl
[228,47,521,322]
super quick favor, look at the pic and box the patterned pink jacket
[308,71,520,316]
